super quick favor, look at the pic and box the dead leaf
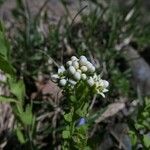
[95,102,125,123]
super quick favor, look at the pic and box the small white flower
[59,79,67,86]
[66,61,72,66]
[74,72,81,80]
[92,76,109,96]
[51,55,109,98]
[58,66,66,75]
[80,66,88,72]
[68,79,77,85]
[68,66,76,74]
[71,56,78,61]
[87,77,94,87]
[79,56,88,66]
[81,74,87,80]
[72,61,79,69]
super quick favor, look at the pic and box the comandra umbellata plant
[51,56,109,149]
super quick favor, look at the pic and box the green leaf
[76,103,89,117]
[135,123,144,130]
[62,130,70,139]
[0,96,18,103]
[20,105,33,125]
[0,22,10,60]
[0,32,8,60]
[145,97,150,106]
[31,115,36,137]
[64,112,73,122]
[70,95,76,103]
[0,55,15,75]
[143,134,150,148]
[142,112,149,118]
[77,125,88,135]
[128,131,137,146]
[142,120,150,129]
[0,22,14,75]
[16,128,26,144]
[84,146,91,150]
[8,77,25,101]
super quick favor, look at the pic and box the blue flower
[78,118,86,126]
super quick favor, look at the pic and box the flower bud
[68,79,77,85]
[80,66,88,72]
[71,56,78,61]
[58,66,66,74]
[78,118,86,126]
[81,74,87,80]
[74,72,81,80]
[68,66,76,74]
[86,62,92,69]
[66,61,72,66]
[59,79,67,86]
[87,77,94,87]
[51,74,59,82]
[80,56,87,61]
[102,80,109,88]
[90,66,96,73]
[72,61,79,69]
[79,56,88,66]
[86,62,95,73]
[76,69,82,74]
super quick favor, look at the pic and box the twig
[70,5,88,28]
[38,50,59,67]
[89,95,97,110]
[35,0,50,24]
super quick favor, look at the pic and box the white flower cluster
[51,56,109,97]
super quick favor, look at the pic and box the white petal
[100,93,105,98]
[103,89,109,92]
